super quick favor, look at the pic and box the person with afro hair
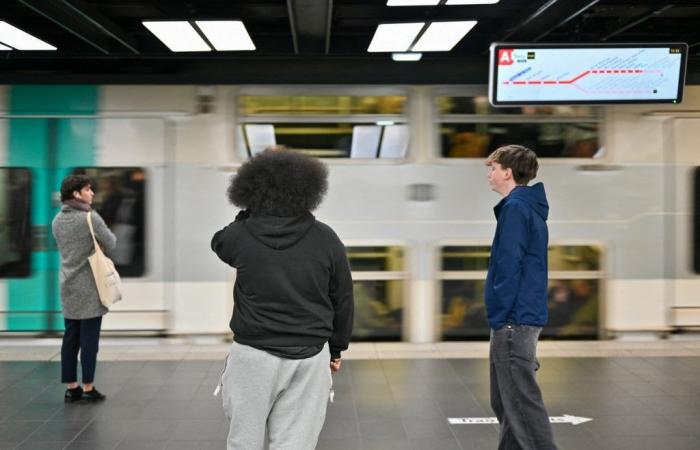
[211,147,354,450]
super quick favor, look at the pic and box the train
[1,83,698,342]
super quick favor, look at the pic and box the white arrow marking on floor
[448,414,592,426]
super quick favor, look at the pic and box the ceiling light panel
[446,0,499,4]
[412,20,477,52]
[387,1,439,5]
[0,43,11,50]
[368,23,424,53]
[392,52,422,61]
[0,21,55,50]
[388,0,499,5]
[195,21,255,51]
[143,21,211,52]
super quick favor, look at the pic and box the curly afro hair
[228,148,328,216]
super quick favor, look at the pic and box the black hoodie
[211,211,354,359]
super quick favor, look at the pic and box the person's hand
[330,358,342,374]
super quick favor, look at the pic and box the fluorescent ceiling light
[388,0,499,5]
[392,52,422,61]
[0,43,11,50]
[387,0,439,5]
[0,21,56,50]
[195,21,255,51]
[446,0,499,4]
[368,23,424,52]
[412,20,477,51]
[143,21,211,52]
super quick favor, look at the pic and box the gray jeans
[490,324,557,450]
[221,341,332,450]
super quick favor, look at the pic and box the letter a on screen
[498,49,513,65]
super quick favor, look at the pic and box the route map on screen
[489,43,687,106]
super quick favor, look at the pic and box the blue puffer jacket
[485,183,549,330]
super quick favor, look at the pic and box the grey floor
[0,357,699,450]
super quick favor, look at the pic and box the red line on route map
[503,68,651,85]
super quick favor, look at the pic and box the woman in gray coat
[52,174,116,402]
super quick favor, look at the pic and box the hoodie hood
[244,212,316,250]
[495,182,549,220]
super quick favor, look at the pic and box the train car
[1,84,699,342]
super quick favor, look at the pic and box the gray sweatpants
[221,341,332,450]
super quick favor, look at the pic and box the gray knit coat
[52,205,117,319]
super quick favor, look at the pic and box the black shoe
[64,386,83,403]
[81,387,106,402]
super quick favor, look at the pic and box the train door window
[439,245,602,340]
[72,167,146,277]
[0,168,31,278]
[439,246,490,339]
[237,94,408,159]
[436,95,602,158]
[346,246,405,340]
[546,246,602,338]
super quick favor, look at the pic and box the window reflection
[546,279,599,337]
[440,122,600,158]
[353,280,403,340]
[239,95,409,159]
[74,167,146,277]
[0,168,31,278]
[439,245,602,339]
[437,96,601,158]
[440,279,599,339]
[441,280,489,339]
[347,246,404,341]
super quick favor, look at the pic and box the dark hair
[486,144,538,185]
[60,174,92,201]
[228,148,328,216]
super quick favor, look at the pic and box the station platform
[0,339,699,450]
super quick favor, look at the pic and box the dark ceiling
[0,0,699,84]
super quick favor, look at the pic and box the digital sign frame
[489,42,688,106]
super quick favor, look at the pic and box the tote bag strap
[86,212,100,252]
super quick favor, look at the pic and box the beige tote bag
[87,212,123,307]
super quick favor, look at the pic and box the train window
[239,95,406,115]
[347,245,404,271]
[441,246,490,271]
[437,95,601,158]
[73,167,146,277]
[238,95,408,159]
[0,168,31,278]
[347,246,405,340]
[548,245,601,271]
[437,96,598,116]
[439,245,602,339]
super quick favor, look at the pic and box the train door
[668,117,700,330]
[2,91,99,332]
[1,86,168,334]
[89,117,168,333]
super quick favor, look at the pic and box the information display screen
[489,43,687,106]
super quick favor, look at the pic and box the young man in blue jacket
[485,145,558,450]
